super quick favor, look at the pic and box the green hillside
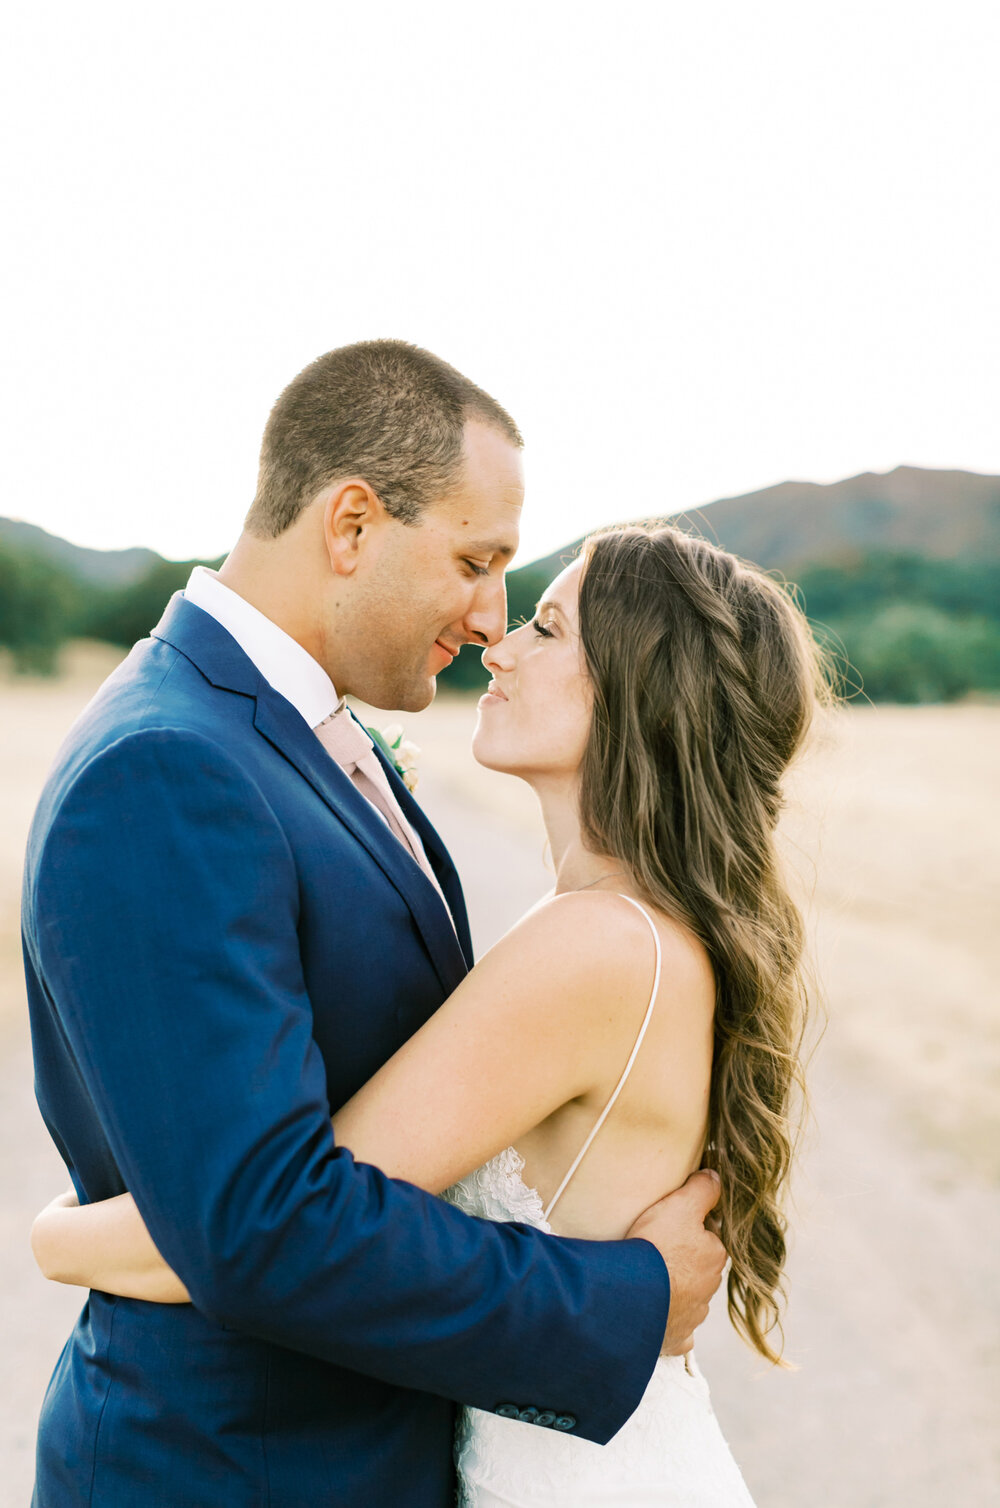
[0,517,157,586]
[2,466,999,701]
[0,539,217,674]
[527,466,1000,581]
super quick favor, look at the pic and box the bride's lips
[478,680,508,707]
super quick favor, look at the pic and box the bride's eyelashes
[531,619,554,639]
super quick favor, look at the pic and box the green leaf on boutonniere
[367,724,420,793]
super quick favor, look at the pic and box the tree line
[792,554,1000,702]
[1,537,998,704]
[0,544,221,675]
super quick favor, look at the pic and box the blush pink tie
[314,706,447,903]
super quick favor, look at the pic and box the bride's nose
[481,625,518,674]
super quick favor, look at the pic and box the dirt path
[2,661,998,1505]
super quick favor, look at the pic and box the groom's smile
[432,638,459,669]
[346,420,525,712]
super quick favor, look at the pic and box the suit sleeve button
[496,1403,521,1419]
[518,1407,539,1423]
[553,1414,577,1431]
[534,1411,557,1427]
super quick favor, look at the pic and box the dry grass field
[1,642,998,1504]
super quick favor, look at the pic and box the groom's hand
[626,1169,726,1355]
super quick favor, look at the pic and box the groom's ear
[320,479,388,576]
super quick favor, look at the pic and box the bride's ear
[320,480,388,576]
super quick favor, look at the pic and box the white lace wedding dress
[441,897,757,1507]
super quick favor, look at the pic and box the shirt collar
[183,566,338,730]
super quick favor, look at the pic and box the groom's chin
[394,677,438,714]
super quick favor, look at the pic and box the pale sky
[2,1,997,567]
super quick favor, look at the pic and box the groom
[23,340,725,1506]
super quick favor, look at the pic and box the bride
[32,523,824,1505]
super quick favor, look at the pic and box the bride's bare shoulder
[481,888,710,1012]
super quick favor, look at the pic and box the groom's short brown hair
[246,339,523,537]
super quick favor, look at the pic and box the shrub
[820,604,1000,703]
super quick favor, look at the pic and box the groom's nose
[459,572,508,649]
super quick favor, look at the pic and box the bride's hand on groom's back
[626,1169,726,1355]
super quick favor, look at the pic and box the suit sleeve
[29,727,669,1444]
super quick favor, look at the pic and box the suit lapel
[152,595,470,996]
[253,692,469,994]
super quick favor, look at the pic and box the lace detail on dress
[442,1146,551,1231]
[441,1153,757,1506]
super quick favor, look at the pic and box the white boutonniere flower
[367,723,421,793]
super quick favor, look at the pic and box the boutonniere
[367,723,421,793]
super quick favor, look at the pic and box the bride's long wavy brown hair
[576,524,827,1363]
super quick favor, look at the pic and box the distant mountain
[4,466,999,594]
[529,467,1000,580]
[0,517,160,586]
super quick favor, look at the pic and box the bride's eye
[531,619,554,638]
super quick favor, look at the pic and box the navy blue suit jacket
[22,595,669,1506]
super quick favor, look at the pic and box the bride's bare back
[334,885,715,1236]
[506,893,714,1241]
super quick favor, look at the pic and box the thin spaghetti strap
[543,896,663,1222]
